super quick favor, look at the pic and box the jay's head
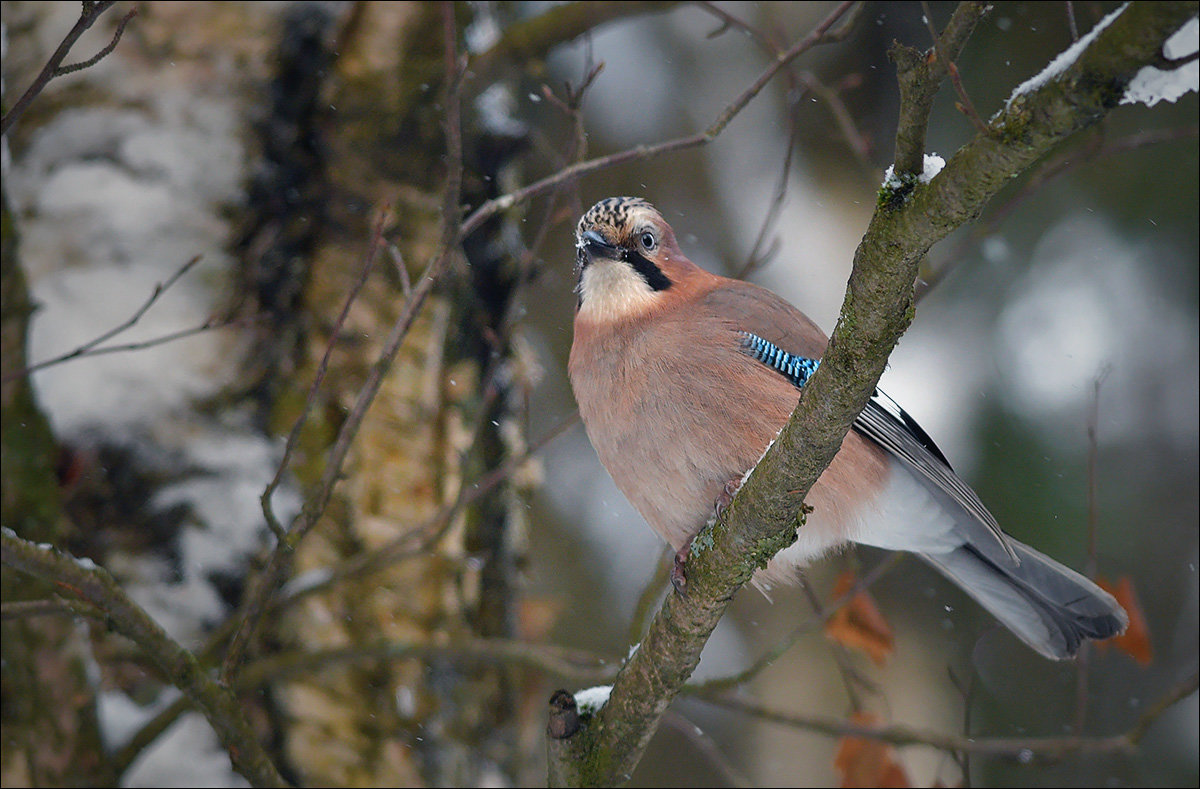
[574,197,684,321]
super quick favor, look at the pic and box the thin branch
[260,208,392,539]
[917,124,1199,299]
[1073,367,1112,734]
[469,1,683,83]
[1125,668,1200,744]
[53,7,138,77]
[1,1,127,135]
[701,668,1199,761]
[459,0,858,240]
[921,1,988,133]
[734,100,801,279]
[1,598,91,620]
[235,636,615,690]
[282,410,580,600]
[798,577,870,711]
[680,553,904,696]
[1,255,205,383]
[890,1,990,178]
[702,692,1136,760]
[627,550,672,646]
[661,711,754,788]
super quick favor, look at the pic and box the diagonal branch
[1,1,132,136]
[0,529,288,787]
[546,3,1200,785]
[459,1,858,240]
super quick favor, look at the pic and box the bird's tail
[920,537,1129,660]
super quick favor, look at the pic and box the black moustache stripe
[625,249,672,292]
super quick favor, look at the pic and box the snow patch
[573,685,613,714]
[1122,16,1199,107]
[1006,5,1127,108]
[882,153,946,190]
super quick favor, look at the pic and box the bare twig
[1,598,89,620]
[459,1,858,240]
[734,105,801,279]
[696,2,873,170]
[661,711,754,788]
[891,1,990,178]
[235,636,615,690]
[1125,668,1200,744]
[284,410,580,600]
[259,208,392,539]
[701,668,1200,761]
[921,1,988,133]
[680,553,905,696]
[1073,366,1112,734]
[917,125,1199,299]
[1,1,131,136]
[799,577,870,711]
[948,666,977,785]
[1,255,207,383]
[53,7,138,77]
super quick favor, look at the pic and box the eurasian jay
[567,196,1127,660]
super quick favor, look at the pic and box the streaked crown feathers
[576,196,661,246]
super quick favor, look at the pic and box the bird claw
[714,476,743,521]
[672,477,745,596]
[671,544,690,596]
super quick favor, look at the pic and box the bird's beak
[577,229,621,265]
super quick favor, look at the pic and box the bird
[566,195,1128,661]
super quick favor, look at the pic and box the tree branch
[547,3,1200,785]
[459,1,858,240]
[0,529,288,787]
[1,1,131,136]
[890,1,990,178]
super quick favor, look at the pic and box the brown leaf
[1096,575,1154,666]
[833,712,910,788]
[825,570,894,666]
[516,596,563,642]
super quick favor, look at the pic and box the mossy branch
[0,529,288,788]
[547,2,1199,785]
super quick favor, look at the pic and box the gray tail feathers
[920,538,1129,661]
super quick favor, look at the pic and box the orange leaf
[1096,575,1154,666]
[516,596,563,641]
[834,712,910,788]
[825,570,895,666]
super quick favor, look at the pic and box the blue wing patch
[738,331,951,468]
[738,330,1014,560]
[738,331,820,388]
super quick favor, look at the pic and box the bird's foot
[671,477,746,596]
[671,541,691,596]
[713,476,744,522]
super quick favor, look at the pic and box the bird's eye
[639,232,657,251]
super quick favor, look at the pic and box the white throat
[577,259,659,321]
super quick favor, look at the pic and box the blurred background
[2,2,1196,787]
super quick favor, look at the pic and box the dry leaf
[833,712,910,788]
[1096,575,1154,666]
[516,596,563,642]
[825,570,895,666]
